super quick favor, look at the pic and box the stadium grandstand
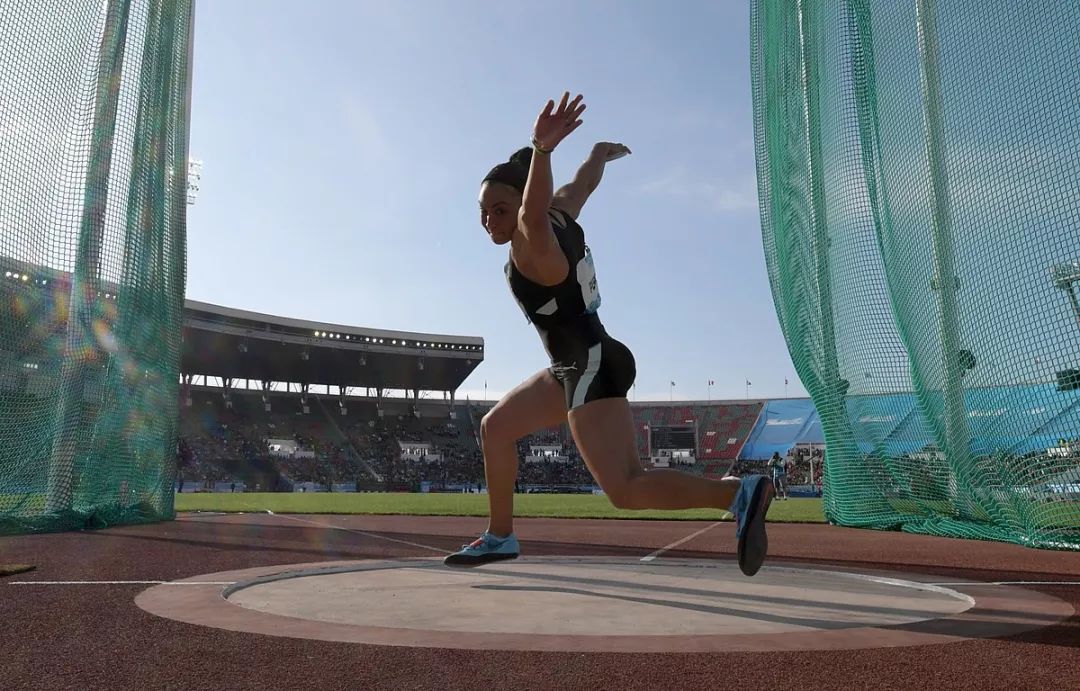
[178,383,772,495]
[178,297,832,497]
[179,296,487,493]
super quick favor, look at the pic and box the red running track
[2,513,1078,691]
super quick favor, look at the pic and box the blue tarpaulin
[739,399,823,460]
[740,385,1079,459]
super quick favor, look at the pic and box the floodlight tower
[186,157,202,205]
[1052,259,1080,329]
[1051,259,1080,392]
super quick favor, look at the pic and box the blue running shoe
[730,475,774,577]
[443,531,520,568]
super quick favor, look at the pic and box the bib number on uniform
[577,247,601,314]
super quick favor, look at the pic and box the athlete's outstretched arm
[519,93,585,253]
[553,142,632,220]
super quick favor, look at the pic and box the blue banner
[740,384,1080,459]
[739,399,822,459]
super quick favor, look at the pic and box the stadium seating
[175,392,774,492]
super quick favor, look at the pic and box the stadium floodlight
[1052,259,1080,328]
[1051,259,1080,288]
[186,157,202,205]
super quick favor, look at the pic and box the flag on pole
[746,380,752,386]
[785,378,789,385]
[670,381,676,387]
[708,379,715,386]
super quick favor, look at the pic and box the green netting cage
[752,0,1080,549]
[0,0,193,534]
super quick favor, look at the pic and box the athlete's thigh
[567,396,641,489]
[483,368,568,442]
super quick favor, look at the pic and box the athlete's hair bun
[508,146,533,169]
[482,146,534,193]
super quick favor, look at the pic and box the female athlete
[445,92,774,576]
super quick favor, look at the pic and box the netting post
[46,0,134,515]
[914,0,974,514]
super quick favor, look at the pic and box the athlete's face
[478,182,521,246]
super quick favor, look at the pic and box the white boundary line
[928,581,1080,587]
[267,511,450,555]
[835,572,975,606]
[640,521,725,562]
[7,580,234,585]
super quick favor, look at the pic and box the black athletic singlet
[505,208,636,410]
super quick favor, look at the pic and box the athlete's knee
[601,469,646,510]
[480,410,513,449]
[479,412,496,447]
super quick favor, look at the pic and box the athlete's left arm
[552,142,632,220]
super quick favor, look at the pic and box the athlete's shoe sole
[736,477,775,577]
[442,551,519,568]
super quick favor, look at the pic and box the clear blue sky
[185,0,807,402]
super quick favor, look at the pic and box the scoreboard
[649,425,697,451]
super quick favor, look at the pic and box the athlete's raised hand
[532,92,586,153]
[593,142,631,162]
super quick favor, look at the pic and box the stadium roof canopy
[1,255,483,393]
[183,300,483,392]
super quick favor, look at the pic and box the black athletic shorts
[544,315,637,411]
